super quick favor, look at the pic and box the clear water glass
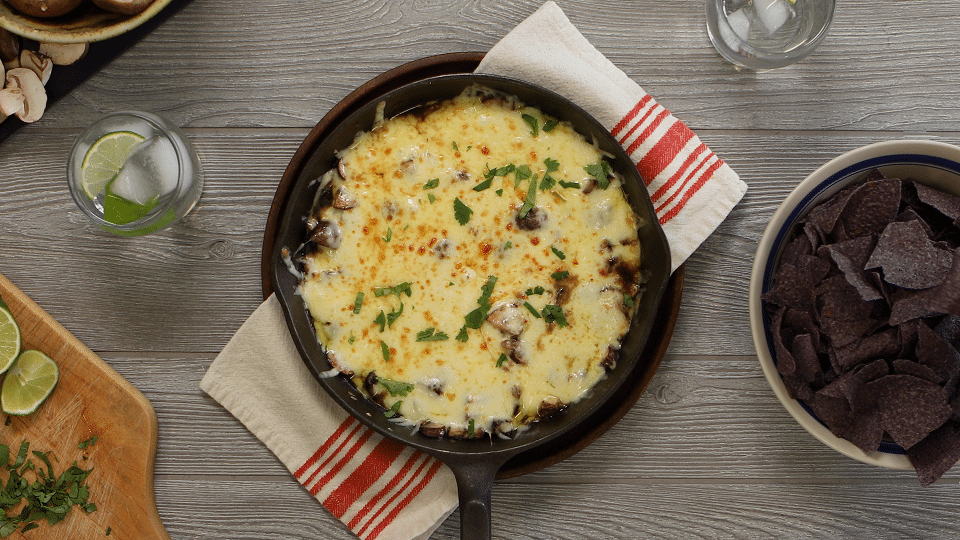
[67,111,203,236]
[706,0,836,70]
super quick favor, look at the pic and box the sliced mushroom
[538,396,563,419]
[5,0,84,18]
[418,422,446,438]
[516,206,547,230]
[19,50,52,85]
[4,68,46,122]
[309,219,342,249]
[486,302,526,335]
[38,42,88,66]
[332,186,357,209]
[0,87,25,119]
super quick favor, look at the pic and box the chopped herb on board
[77,435,98,450]
[0,439,97,536]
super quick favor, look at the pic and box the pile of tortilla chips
[764,168,960,486]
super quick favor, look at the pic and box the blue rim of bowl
[760,151,960,457]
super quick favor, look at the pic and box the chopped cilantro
[522,113,539,136]
[416,328,450,342]
[467,418,476,438]
[503,241,513,250]
[496,353,508,367]
[374,282,412,298]
[380,341,390,362]
[518,175,538,219]
[525,286,545,296]
[382,227,392,242]
[386,303,404,327]
[624,294,636,308]
[452,141,459,151]
[463,276,498,330]
[542,304,568,327]
[542,119,559,132]
[374,311,386,332]
[428,193,436,204]
[455,326,469,342]
[495,189,503,197]
[423,178,440,189]
[379,378,414,396]
[385,400,403,417]
[523,301,542,318]
[584,160,613,189]
[514,165,532,187]
[544,157,560,172]
[454,197,473,225]
[353,292,365,313]
[473,177,494,191]
[539,173,556,191]
[348,333,356,344]
[558,180,581,189]
[77,435,98,450]
[552,270,570,280]
[551,246,566,260]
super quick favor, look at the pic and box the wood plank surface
[3,0,960,538]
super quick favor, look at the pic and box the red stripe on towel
[308,426,376,496]
[295,416,358,478]
[366,458,446,540]
[635,121,695,183]
[356,454,435,538]
[650,143,709,202]
[347,450,425,530]
[323,438,406,518]
[659,159,725,225]
[299,419,365,488]
[611,95,652,138]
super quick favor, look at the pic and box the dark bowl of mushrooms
[0,0,172,44]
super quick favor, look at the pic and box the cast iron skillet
[270,74,671,540]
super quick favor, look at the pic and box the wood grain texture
[3,0,960,538]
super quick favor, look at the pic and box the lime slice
[80,131,146,199]
[0,303,20,376]
[2,350,58,416]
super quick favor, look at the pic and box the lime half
[80,131,146,199]
[0,302,20,376]
[2,350,58,416]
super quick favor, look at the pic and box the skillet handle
[450,459,501,540]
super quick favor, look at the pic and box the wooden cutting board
[0,271,169,540]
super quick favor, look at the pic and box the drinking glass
[67,111,203,236]
[706,0,835,70]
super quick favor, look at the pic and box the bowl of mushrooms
[0,0,172,44]
[1,26,90,124]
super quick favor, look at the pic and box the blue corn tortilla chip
[764,169,960,485]
[838,178,901,239]
[865,220,953,290]
[867,374,953,450]
[906,422,960,486]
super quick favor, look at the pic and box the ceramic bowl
[0,0,171,43]
[749,139,960,470]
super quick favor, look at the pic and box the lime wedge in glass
[103,175,160,225]
[0,300,20,376]
[2,349,59,416]
[80,130,146,200]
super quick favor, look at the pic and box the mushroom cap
[37,42,89,66]
[4,68,46,122]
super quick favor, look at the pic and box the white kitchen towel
[201,2,746,540]
[477,1,746,272]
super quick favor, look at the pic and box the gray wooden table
[2,0,960,538]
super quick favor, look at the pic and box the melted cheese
[299,87,642,437]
